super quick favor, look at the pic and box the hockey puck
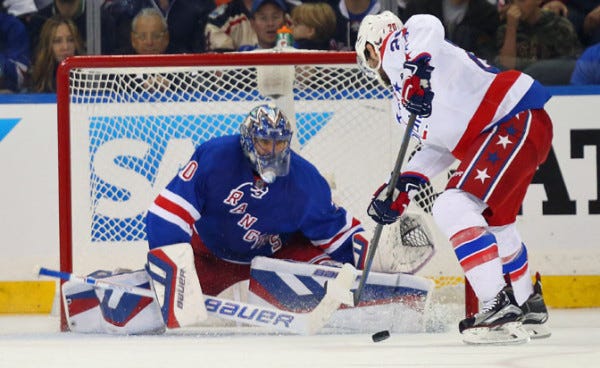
[371,330,390,342]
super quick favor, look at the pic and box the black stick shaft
[353,114,417,306]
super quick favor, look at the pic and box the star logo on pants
[475,168,491,183]
[497,135,512,149]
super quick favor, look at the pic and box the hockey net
[57,51,473,331]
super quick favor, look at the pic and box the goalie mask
[355,11,403,82]
[240,104,293,183]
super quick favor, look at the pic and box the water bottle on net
[275,25,294,49]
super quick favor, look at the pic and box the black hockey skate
[520,272,551,339]
[459,286,529,345]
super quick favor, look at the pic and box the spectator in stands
[1,8,30,93]
[542,0,600,47]
[3,1,43,58]
[580,2,600,46]
[101,0,215,55]
[570,41,600,84]
[28,15,82,92]
[402,0,500,62]
[496,0,581,85]
[125,8,172,92]
[2,0,38,18]
[239,0,288,50]
[27,0,86,55]
[541,0,568,17]
[116,7,170,54]
[204,0,255,52]
[330,0,382,51]
[290,2,337,50]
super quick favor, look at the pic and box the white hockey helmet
[355,11,403,75]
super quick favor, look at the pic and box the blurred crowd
[2,0,600,94]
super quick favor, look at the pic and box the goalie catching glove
[402,56,435,118]
[368,172,429,225]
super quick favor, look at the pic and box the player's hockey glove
[401,56,435,118]
[368,172,429,225]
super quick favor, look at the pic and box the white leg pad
[147,243,207,328]
[62,280,104,333]
[62,270,165,334]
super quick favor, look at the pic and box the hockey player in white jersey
[356,11,551,344]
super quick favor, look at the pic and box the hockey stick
[353,113,417,306]
[38,264,355,335]
[38,266,156,297]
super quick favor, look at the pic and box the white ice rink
[1,309,599,368]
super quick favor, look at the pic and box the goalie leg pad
[352,233,369,270]
[63,269,165,334]
[95,270,165,334]
[147,243,207,328]
[62,279,103,333]
[248,257,433,332]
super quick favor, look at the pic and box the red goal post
[56,51,476,331]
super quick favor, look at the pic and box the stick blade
[32,265,42,278]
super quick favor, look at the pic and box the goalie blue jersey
[146,134,362,264]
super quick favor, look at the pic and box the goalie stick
[37,264,355,336]
[353,113,417,306]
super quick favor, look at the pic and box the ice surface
[1,309,599,368]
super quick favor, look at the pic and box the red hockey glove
[367,173,429,225]
[401,56,435,118]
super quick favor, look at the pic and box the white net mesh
[60,52,465,308]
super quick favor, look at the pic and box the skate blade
[524,323,551,339]
[462,322,530,345]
